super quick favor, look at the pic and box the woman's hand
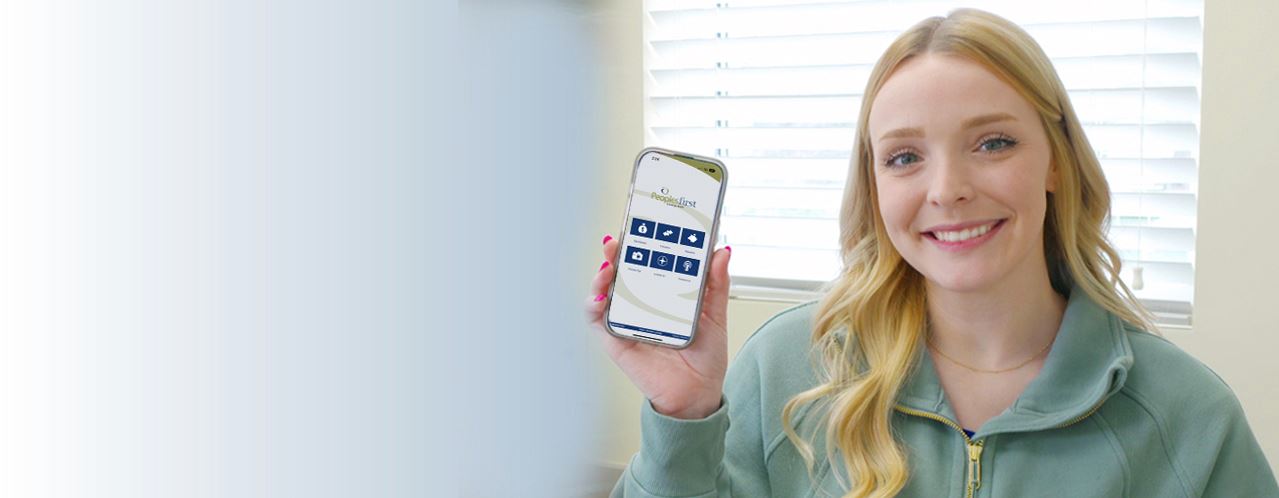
[584,235,732,420]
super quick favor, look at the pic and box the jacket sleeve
[1188,392,1279,497]
[609,342,771,497]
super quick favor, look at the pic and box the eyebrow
[876,112,1019,142]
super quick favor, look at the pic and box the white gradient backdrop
[0,1,597,497]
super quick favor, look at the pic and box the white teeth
[933,222,995,243]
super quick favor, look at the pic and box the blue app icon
[655,223,682,243]
[679,227,706,249]
[649,250,676,271]
[624,246,650,267]
[630,218,656,239]
[675,256,700,277]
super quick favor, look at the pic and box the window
[643,0,1202,325]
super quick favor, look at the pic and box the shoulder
[733,300,823,380]
[1113,327,1278,495]
[1121,325,1236,403]
[742,300,821,351]
[724,299,825,430]
[1117,325,1245,430]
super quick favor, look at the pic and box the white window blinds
[643,0,1202,324]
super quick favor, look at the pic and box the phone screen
[605,149,726,348]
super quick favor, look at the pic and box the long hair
[778,8,1156,497]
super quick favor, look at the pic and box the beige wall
[1169,0,1279,475]
[584,0,1279,476]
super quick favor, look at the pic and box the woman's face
[867,54,1058,293]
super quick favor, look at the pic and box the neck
[924,261,1067,370]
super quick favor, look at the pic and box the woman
[586,9,1278,498]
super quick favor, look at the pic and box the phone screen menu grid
[624,217,703,277]
[610,223,706,341]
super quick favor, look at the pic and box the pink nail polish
[594,293,607,302]
[599,261,610,271]
[725,245,732,252]
[602,235,613,245]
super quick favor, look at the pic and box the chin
[917,266,1002,293]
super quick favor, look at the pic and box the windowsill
[729,282,822,304]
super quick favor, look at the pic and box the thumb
[704,246,732,305]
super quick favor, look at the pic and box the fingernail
[594,293,607,302]
[599,261,610,271]
[602,235,613,245]
[725,246,732,252]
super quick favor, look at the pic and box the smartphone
[604,147,728,349]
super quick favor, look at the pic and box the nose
[926,153,975,208]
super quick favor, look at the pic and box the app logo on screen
[674,256,700,277]
[649,250,676,272]
[624,246,651,267]
[655,223,682,244]
[630,218,656,239]
[679,227,705,249]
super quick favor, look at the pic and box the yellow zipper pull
[966,439,984,497]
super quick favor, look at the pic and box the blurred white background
[0,1,603,497]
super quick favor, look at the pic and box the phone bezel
[602,147,728,349]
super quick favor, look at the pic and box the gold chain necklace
[926,335,1053,374]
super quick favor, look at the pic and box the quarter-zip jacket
[610,288,1279,497]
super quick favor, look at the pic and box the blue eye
[885,151,921,168]
[978,135,1018,153]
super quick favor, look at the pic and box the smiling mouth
[924,219,1006,243]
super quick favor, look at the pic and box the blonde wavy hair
[779,8,1157,498]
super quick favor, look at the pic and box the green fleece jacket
[611,288,1279,497]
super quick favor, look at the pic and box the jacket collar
[895,285,1135,437]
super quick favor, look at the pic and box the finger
[602,235,620,262]
[582,291,636,359]
[704,246,732,298]
[583,261,615,323]
[585,235,621,320]
[591,236,621,289]
[583,291,610,322]
[699,246,732,325]
[590,254,618,297]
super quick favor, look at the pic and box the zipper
[966,439,984,498]
[893,405,985,498]
[1055,397,1106,429]
[894,397,1107,498]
